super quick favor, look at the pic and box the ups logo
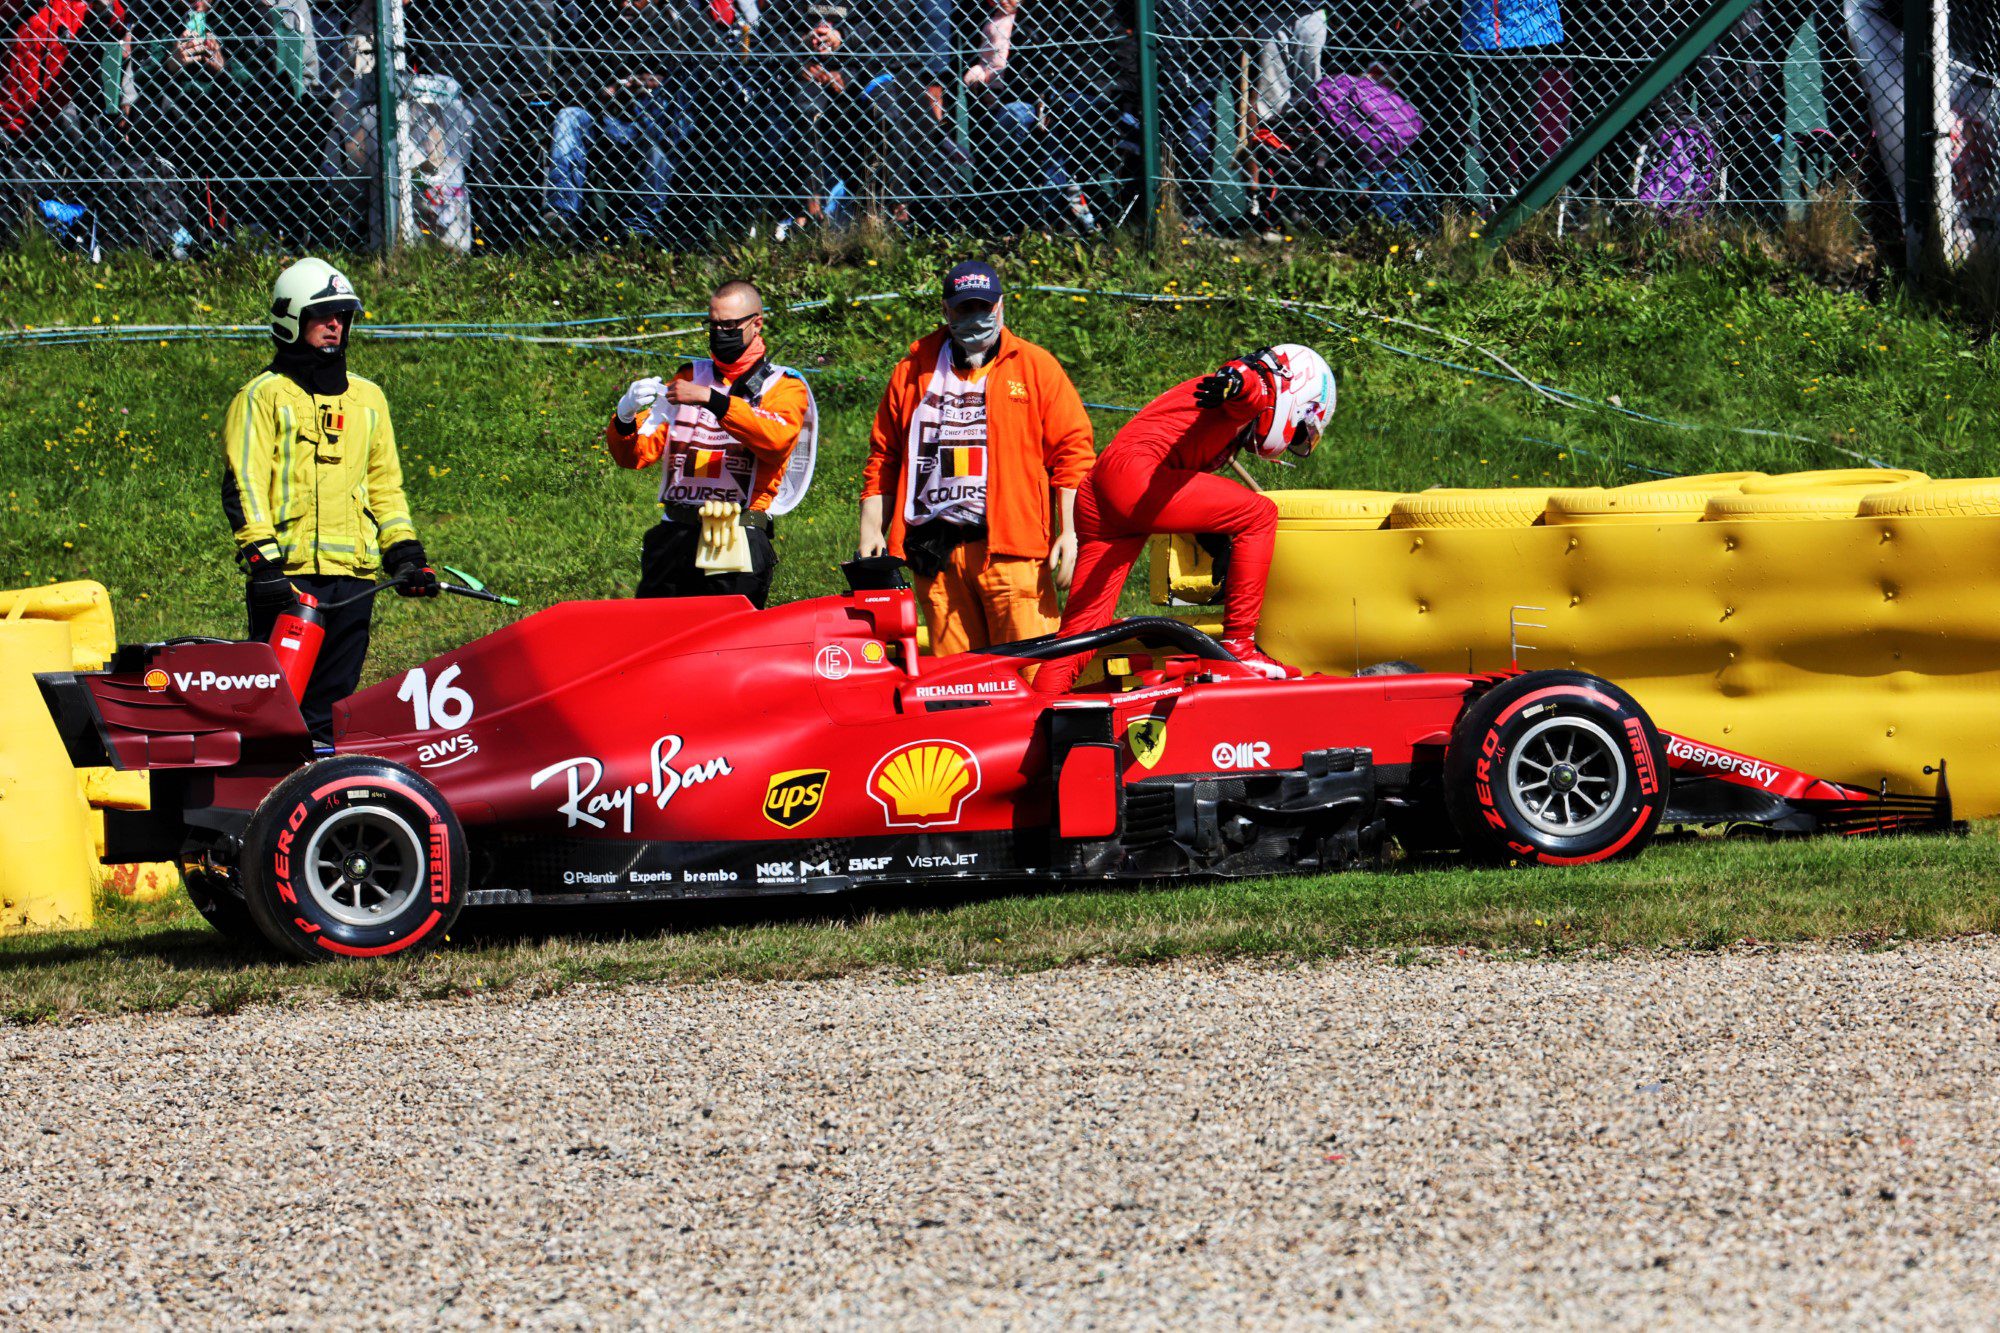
[763,768,828,829]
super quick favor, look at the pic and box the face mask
[948,308,1001,356]
[709,323,750,364]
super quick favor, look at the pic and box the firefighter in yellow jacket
[221,257,437,741]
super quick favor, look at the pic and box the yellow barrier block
[0,580,116,670]
[1259,505,2000,815]
[0,619,96,931]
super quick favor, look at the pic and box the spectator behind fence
[129,1,259,243]
[544,0,738,242]
[1,0,133,250]
[773,0,914,236]
[1,0,124,141]
[1461,0,1568,201]
[963,0,1133,233]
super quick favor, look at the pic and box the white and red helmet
[1247,344,1336,460]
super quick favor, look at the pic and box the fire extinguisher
[266,591,326,703]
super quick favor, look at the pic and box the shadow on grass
[449,878,1073,949]
[0,923,270,974]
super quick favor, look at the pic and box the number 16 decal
[396,664,475,732]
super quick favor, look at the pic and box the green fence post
[1481,0,1760,253]
[1901,0,1940,276]
[374,0,400,253]
[1136,0,1161,247]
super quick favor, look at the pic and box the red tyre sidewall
[246,762,466,960]
[1455,677,1666,865]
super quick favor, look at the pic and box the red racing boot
[1219,637,1302,680]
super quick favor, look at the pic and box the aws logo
[868,740,980,828]
[763,769,828,829]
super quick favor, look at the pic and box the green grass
[2,228,1996,1015]
[3,832,1992,1022]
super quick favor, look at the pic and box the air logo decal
[764,769,829,829]
[868,740,980,828]
[1211,741,1271,770]
[1125,717,1168,770]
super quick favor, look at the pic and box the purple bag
[1637,124,1720,220]
[1312,75,1424,170]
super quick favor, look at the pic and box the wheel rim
[301,806,425,928]
[1504,715,1630,839]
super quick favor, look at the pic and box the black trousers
[248,574,373,745]
[637,518,777,607]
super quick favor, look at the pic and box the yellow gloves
[695,500,754,574]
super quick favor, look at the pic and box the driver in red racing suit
[1034,344,1336,694]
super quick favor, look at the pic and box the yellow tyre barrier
[1858,480,2000,519]
[1247,473,2000,816]
[1269,489,1402,527]
[1739,467,1928,494]
[1703,490,1876,521]
[1620,471,1765,494]
[1388,488,1552,529]
[1545,487,1713,524]
[0,619,96,931]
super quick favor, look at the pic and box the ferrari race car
[36,578,1953,961]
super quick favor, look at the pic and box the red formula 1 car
[35,580,1953,961]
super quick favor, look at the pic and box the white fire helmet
[1249,344,1336,460]
[269,257,362,345]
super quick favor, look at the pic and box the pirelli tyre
[1388,488,1552,530]
[1444,671,1668,865]
[240,755,467,962]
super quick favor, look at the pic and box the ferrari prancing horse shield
[1125,717,1168,770]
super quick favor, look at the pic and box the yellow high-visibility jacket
[220,370,417,577]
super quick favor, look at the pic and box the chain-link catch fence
[0,0,1989,273]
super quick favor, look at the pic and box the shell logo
[143,668,169,693]
[861,640,886,665]
[868,740,980,828]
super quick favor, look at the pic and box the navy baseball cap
[944,260,1002,309]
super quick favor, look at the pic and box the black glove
[1193,362,1248,408]
[240,546,297,614]
[384,539,441,598]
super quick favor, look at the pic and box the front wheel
[1444,670,1667,865]
[240,755,467,962]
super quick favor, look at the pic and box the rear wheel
[1444,671,1667,865]
[240,755,467,962]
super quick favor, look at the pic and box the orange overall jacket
[863,328,1096,560]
